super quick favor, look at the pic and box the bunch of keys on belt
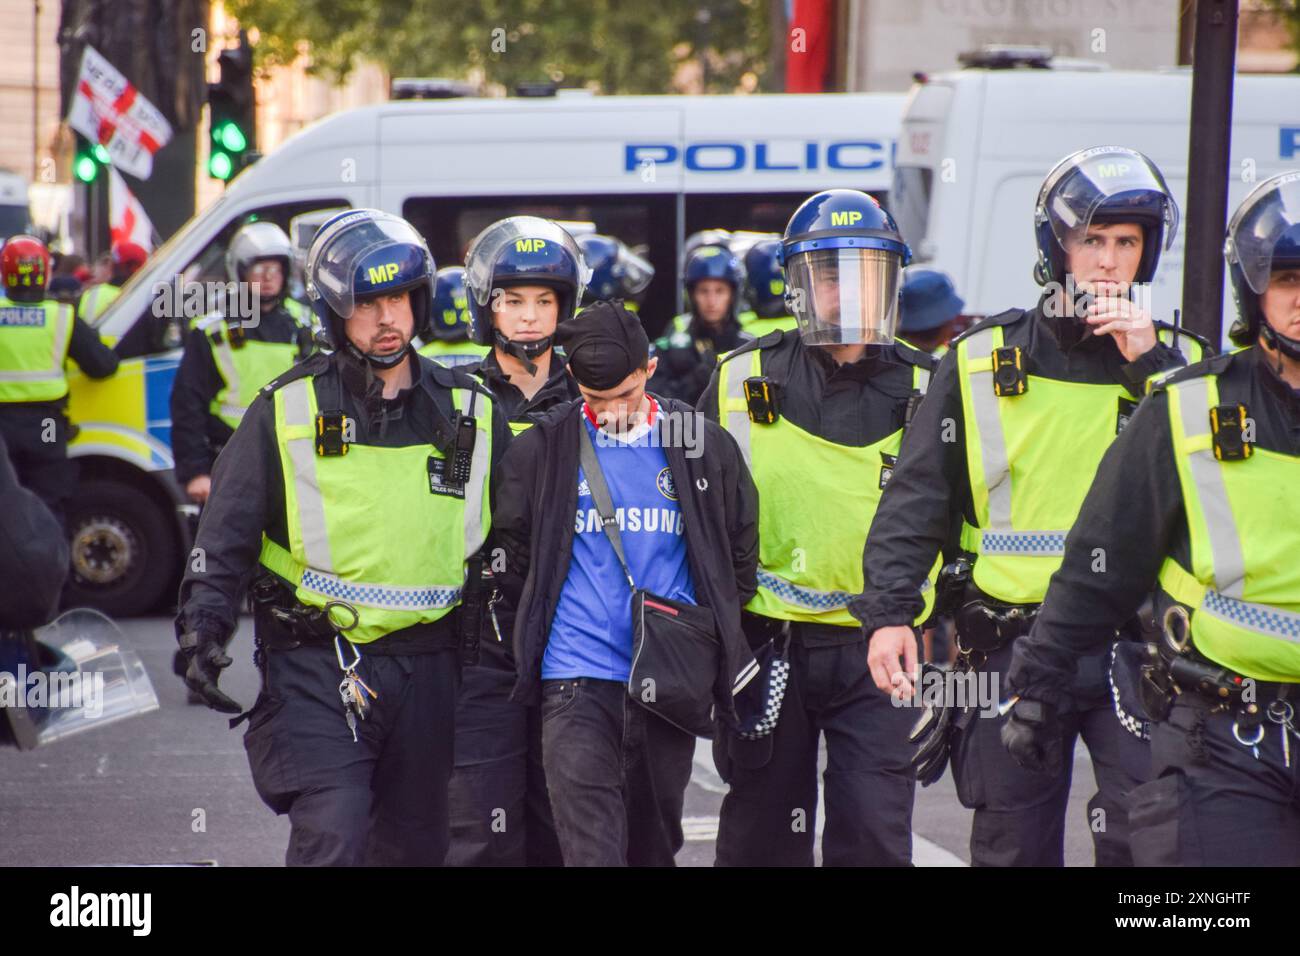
[333,633,378,743]
[1267,699,1298,769]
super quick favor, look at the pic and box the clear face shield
[464,216,589,313]
[1037,147,1179,256]
[1226,173,1300,296]
[784,246,903,346]
[613,245,654,297]
[305,212,432,319]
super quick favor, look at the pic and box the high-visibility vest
[1157,367,1300,682]
[716,345,938,627]
[0,299,75,403]
[257,373,493,644]
[78,283,121,328]
[203,312,315,429]
[418,339,491,369]
[740,313,799,338]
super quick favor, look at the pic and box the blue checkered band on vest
[757,569,854,611]
[1203,590,1300,641]
[300,569,462,612]
[980,530,1067,556]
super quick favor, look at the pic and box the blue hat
[900,269,964,333]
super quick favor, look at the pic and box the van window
[404,194,678,336]
[684,191,889,241]
[115,198,349,359]
[892,165,932,253]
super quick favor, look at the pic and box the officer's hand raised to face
[867,624,919,697]
[1085,293,1156,362]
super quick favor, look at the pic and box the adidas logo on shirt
[578,478,591,497]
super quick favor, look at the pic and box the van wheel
[64,480,174,617]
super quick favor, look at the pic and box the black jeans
[1129,691,1300,865]
[243,641,459,866]
[540,677,695,866]
[714,622,917,867]
[447,638,561,866]
[949,641,1149,866]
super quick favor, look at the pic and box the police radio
[451,413,477,484]
[991,346,1027,397]
[743,376,779,424]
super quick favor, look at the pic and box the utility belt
[936,558,1039,658]
[249,572,354,650]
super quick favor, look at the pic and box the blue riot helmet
[305,209,434,368]
[429,266,471,342]
[1033,146,1178,287]
[464,216,588,371]
[682,228,733,268]
[779,188,910,346]
[742,238,787,318]
[577,233,655,305]
[683,244,743,314]
[1226,171,1300,353]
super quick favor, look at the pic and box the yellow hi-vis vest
[1157,371,1300,682]
[0,299,75,403]
[418,339,491,369]
[78,283,121,328]
[741,313,799,338]
[257,374,493,643]
[203,314,315,430]
[716,346,938,626]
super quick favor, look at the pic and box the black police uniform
[851,298,1188,866]
[1009,347,1300,865]
[650,313,751,406]
[175,349,511,866]
[443,347,577,867]
[170,304,315,488]
[698,330,934,866]
[0,317,118,530]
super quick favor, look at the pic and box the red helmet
[1,235,50,303]
[111,240,148,277]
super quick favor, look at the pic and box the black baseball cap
[555,299,650,391]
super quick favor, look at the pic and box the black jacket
[492,395,760,718]
[650,312,752,406]
[849,300,1191,633]
[1008,346,1300,706]
[175,349,511,653]
[170,305,315,485]
[469,348,580,424]
[0,430,68,628]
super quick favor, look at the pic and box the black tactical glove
[908,662,955,787]
[177,630,243,714]
[1000,697,1063,776]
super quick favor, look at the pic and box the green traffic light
[92,144,111,164]
[209,150,234,180]
[215,121,248,154]
[74,154,98,183]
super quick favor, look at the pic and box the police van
[74,91,904,615]
[892,53,1300,343]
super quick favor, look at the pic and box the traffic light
[74,133,109,183]
[208,34,256,182]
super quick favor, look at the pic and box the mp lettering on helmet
[1094,162,1132,178]
[366,262,401,285]
[830,210,863,226]
[514,239,548,253]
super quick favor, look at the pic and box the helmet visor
[785,247,902,346]
[305,211,432,319]
[1226,172,1300,295]
[1039,147,1179,254]
[464,216,589,309]
[615,245,655,296]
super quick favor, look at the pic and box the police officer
[698,190,936,866]
[738,238,797,338]
[174,209,510,866]
[444,216,588,866]
[855,146,1203,867]
[576,233,655,313]
[650,244,752,404]
[417,266,490,369]
[170,221,317,509]
[0,235,119,529]
[77,241,147,329]
[899,268,965,356]
[1006,171,1300,865]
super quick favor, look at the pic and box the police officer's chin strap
[345,338,411,370]
[1260,315,1300,376]
[493,329,551,376]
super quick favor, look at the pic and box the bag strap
[577,418,636,590]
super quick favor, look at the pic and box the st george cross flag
[66,46,173,180]
[108,167,155,251]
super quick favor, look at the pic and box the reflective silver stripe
[757,568,930,613]
[456,388,490,557]
[0,303,72,382]
[721,350,758,468]
[1201,589,1300,643]
[1177,377,1246,598]
[281,379,335,572]
[209,331,245,416]
[963,328,1013,529]
[914,363,931,395]
[298,567,461,611]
